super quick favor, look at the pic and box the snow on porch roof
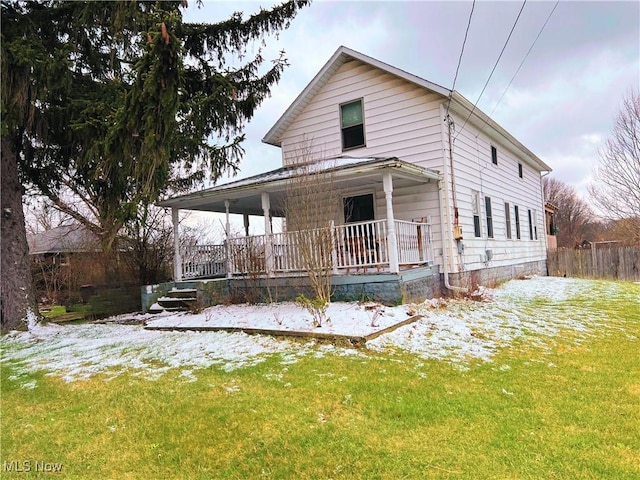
[157,156,442,215]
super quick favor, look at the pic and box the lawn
[1,277,639,479]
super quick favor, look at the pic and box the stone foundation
[443,260,547,293]
[141,265,441,312]
[141,261,546,312]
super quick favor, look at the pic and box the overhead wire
[481,0,560,131]
[453,0,528,141]
[446,0,476,117]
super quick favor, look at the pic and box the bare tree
[543,177,594,248]
[589,91,640,245]
[283,141,342,326]
[24,197,72,235]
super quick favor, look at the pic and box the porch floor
[144,301,423,345]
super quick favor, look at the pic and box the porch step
[166,288,198,299]
[157,289,199,312]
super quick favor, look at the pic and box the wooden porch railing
[181,244,227,279]
[180,219,433,278]
[395,220,433,265]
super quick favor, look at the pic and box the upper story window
[518,163,523,178]
[340,99,365,150]
[491,145,498,165]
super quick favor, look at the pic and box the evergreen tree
[1,0,308,330]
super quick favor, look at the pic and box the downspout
[439,103,467,293]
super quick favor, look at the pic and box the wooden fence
[547,246,640,281]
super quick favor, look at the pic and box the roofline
[157,157,442,209]
[449,91,552,172]
[262,46,451,147]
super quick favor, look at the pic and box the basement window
[340,99,365,150]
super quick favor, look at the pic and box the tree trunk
[1,134,39,332]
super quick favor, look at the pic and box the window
[532,210,538,240]
[340,100,365,150]
[518,163,523,178]
[491,146,498,165]
[528,209,534,240]
[514,205,521,239]
[504,202,512,239]
[472,190,481,237]
[485,196,494,238]
[343,194,374,223]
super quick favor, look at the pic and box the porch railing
[180,219,433,278]
[396,220,433,265]
[181,243,227,279]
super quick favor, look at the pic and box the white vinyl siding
[446,110,546,269]
[280,60,445,170]
[278,59,547,273]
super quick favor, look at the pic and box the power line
[486,0,560,120]
[453,0,528,141]
[447,0,476,116]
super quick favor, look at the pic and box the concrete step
[157,296,197,310]
[166,288,198,299]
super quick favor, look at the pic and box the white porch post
[224,200,231,237]
[261,192,275,277]
[225,200,232,279]
[330,220,339,274]
[172,207,183,281]
[383,171,400,273]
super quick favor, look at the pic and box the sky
[182,0,639,201]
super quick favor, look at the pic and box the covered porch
[158,157,442,281]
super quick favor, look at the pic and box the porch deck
[178,219,434,280]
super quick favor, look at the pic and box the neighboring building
[155,46,551,307]
[28,224,104,303]
[27,223,102,261]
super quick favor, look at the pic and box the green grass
[1,280,639,479]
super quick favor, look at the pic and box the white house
[153,46,550,308]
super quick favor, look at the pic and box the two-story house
[151,46,550,309]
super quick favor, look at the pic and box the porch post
[243,214,250,236]
[261,192,275,277]
[224,200,232,279]
[224,200,231,236]
[383,171,400,273]
[172,207,183,281]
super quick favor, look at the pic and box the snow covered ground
[145,300,410,337]
[1,276,629,385]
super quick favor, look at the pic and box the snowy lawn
[1,277,639,479]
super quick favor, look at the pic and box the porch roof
[158,157,442,216]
